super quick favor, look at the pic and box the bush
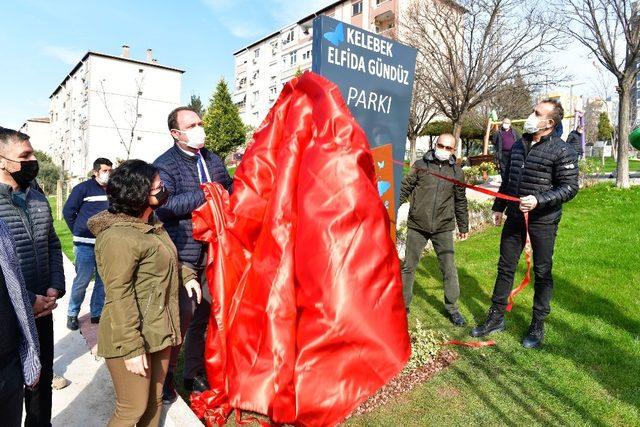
[579,158,604,188]
[403,319,447,373]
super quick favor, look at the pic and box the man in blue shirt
[63,158,112,330]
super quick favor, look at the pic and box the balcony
[377,27,396,39]
[372,0,396,18]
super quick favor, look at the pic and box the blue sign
[312,16,417,234]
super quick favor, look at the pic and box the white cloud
[42,45,84,65]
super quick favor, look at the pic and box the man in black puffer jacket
[0,127,65,426]
[471,99,579,349]
[154,107,232,402]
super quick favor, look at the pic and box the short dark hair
[541,99,564,127]
[0,127,30,146]
[107,159,158,217]
[167,107,199,131]
[93,157,113,171]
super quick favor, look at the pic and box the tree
[561,0,640,188]
[488,74,535,121]
[203,78,246,159]
[598,112,615,142]
[34,150,65,195]
[401,0,564,157]
[97,75,144,160]
[188,94,205,116]
[406,62,437,165]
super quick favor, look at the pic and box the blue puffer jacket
[154,145,232,267]
[62,178,109,246]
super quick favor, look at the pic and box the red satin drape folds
[190,71,410,426]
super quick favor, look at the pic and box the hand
[124,354,148,377]
[457,232,469,241]
[46,288,59,299]
[492,211,503,226]
[185,279,202,304]
[33,295,57,318]
[519,195,538,212]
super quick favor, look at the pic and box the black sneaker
[67,316,79,331]
[185,374,209,393]
[90,316,100,324]
[522,318,545,349]
[449,311,466,327]
[162,372,178,404]
[470,306,505,337]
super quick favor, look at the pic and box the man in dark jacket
[0,127,65,426]
[154,107,232,402]
[566,125,584,159]
[63,157,112,330]
[492,118,521,183]
[399,134,469,326]
[471,99,579,349]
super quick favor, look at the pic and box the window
[302,50,311,61]
[237,77,247,89]
[254,48,260,58]
[352,1,362,16]
[137,113,142,118]
[291,51,297,65]
[271,41,278,56]
[252,70,259,80]
[376,0,389,5]
[138,68,144,73]
[282,29,294,45]
[269,85,277,100]
[252,91,259,103]
[137,136,142,141]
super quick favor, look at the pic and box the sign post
[312,16,417,238]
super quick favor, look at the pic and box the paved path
[50,256,202,426]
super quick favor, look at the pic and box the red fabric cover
[191,71,410,426]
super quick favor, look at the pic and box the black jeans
[0,353,24,427]
[169,268,211,380]
[499,150,511,183]
[491,214,558,320]
[25,314,54,427]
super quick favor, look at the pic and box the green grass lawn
[589,156,640,173]
[347,184,640,426]
[48,196,75,262]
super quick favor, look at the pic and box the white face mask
[502,124,511,130]
[524,114,551,135]
[434,148,451,161]
[174,126,206,149]
[96,171,110,185]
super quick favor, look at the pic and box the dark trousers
[402,228,460,314]
[499,150,511,183]
[25,314,54,427]
[0,353,24,427]
[491,214,558,320]
[168,268,211,380]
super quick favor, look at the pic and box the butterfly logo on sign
[323,22,344,46]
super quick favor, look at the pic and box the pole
[483,115,492,155]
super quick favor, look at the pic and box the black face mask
[150,185,169,209]
[2,157,39,188]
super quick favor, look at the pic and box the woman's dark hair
[107,159,158,217]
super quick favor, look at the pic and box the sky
[0,0,611,129]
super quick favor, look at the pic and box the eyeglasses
[436,143,456,152]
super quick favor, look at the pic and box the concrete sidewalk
[50,256,202,426]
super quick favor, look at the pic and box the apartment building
[232,0,408,127]
[49,46,184,178]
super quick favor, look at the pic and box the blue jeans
[67,244,105,318]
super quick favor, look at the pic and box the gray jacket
[0,183,65,303]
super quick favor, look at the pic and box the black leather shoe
[449,311,466,327]
[90,316,100,324]
[470,306,505,337]
[185,374,210,393]
[67,316,79,331]
[162,372,178,404]
[522,318,545,349]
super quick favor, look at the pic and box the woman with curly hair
[88,159,201,427]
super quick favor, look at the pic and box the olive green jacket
[88,211,197,359]
[399,150,469,234]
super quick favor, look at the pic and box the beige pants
[105,347,171,427]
